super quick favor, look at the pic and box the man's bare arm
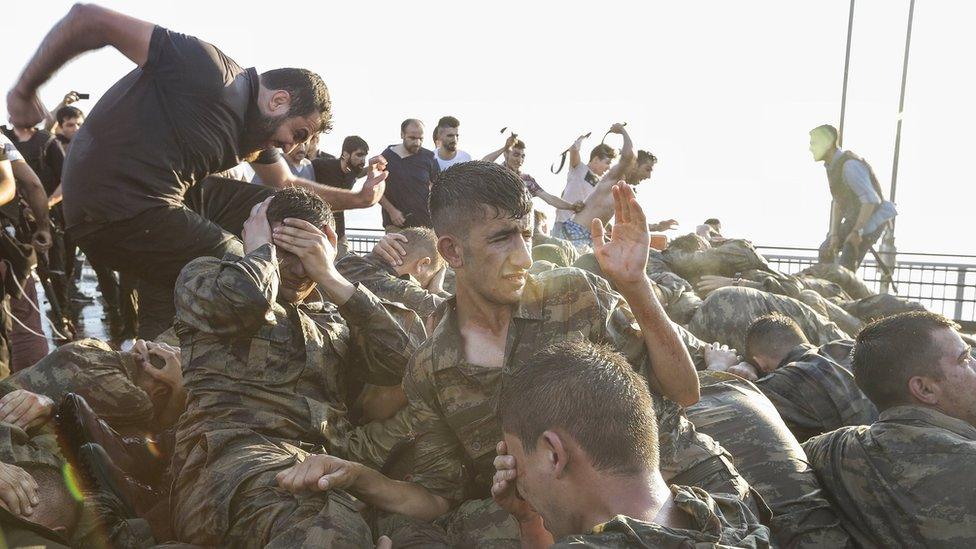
[10,161,52,253]
[8,4,154,127]
[0,161,16,206]
[568,135,585,169]
[601,124,634,183]
[251,157,386,211]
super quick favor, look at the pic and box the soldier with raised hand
[803,312,976,547]
[274,161,762,547]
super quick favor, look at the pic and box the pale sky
[3,1,972,255]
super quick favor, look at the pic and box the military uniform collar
[363,252,400,278]
[879,405,976,440]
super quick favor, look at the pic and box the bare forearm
[16,5,110,93]
[350,464,451,521]
[285,177,365,210]
[481,147,506,163]
[518,517,556,549]
[620,129,634,161]
[620,278,700,406]
[829,201,841,235]
[851,203,877,232]
[48,185,62,208]
[379,196,398,214]
[11,162,50,227]
[539,191,576,211]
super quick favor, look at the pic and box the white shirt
[556,162,598,223]
[434,149,471,171]
[0,134,24,163]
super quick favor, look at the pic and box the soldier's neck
[575,469,678,533]
[455,285,513,335]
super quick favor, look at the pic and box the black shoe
[76,443,160,519]
[56,393,164,483]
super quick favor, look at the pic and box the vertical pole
[838,0,856,148]
[879,0,916,293]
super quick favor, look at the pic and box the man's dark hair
[267,187,334,231]
[429,161,532,238]
[499,340,660,474]
[810,124,839,147]
[511,139,526,150]
[533,209,548,233]
[56,105,84,125]
[852,311,959,411]
[637,149,657,166]
[745,314,809,364]
[401,118,424,134]
[589,143,617,162]
[704,218,721,228]
[437,116,460,130]
[667,233,710,253]
[342,135,368,154]
[260,68,332,132]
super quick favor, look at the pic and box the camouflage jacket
[533,232,581,266]
[664,239,773,283]
[756,343,877,442]
[403,267,723,503]
[552,485,771,548]
[335,252,448,318]
[803,406,976,548]
[173,244,425,466]
[686,287,849,353]
[5,339,154,429]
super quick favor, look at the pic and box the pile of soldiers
[1,168,973,548]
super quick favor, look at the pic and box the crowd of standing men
[0,3,971,549]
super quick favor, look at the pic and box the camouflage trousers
[171,429,372,548]
[687,371,852,548]
[376,497,519,549]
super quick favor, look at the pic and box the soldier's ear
[907,375,939,406]
[438,235,464,269]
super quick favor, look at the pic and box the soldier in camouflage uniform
[487,341,771,549]
[799,262,874,300]
[803,312,976,548]
[336,227,450,319]
[742,315,877,442]
[272,162,756,548]
[687,371,854,548]
[686,286,849,353]
[168,189,425,547]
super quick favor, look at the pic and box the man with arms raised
[803,312,976,547]
[490,341,770,548]
[482,134,585,215]
[6,4,386,337]
[275,161,761,546]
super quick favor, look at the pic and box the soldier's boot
[56,393,164,484]
[77,443,161,520]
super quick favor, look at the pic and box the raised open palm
[591,183,649,289]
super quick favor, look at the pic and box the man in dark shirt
[312,135,370,251]
[7,4,386,338]
[379,119,440,230]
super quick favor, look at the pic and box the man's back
[803,406,976,548]
[756,343,878,442]
[62,26,253,230]
[551,486,770,549]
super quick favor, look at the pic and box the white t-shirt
[434,149,472,171]
[556,162,598,223]
[0,134,24,163]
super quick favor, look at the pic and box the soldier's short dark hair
[589,143,617,162]
[852,311,959,411]
[56,105,84,125]
[429,160,532,238]
[810,124,839,148]
[398,227,445,272]
[401,118,424,134]
[704,218,721,228]
[260,68,332,133]
[342,135,368,155]
[499,340,660,474]
[267,187,334,231]
[745,314,809,364]
[637,149,657,167]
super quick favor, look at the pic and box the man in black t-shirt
[379,119,440,230]
[7,4,387,338]
[311,135,369,254]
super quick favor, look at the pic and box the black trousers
[71,177,274,339]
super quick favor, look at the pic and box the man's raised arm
[7,4,154,127]
[601,123,634,182]
[251,155,387,211]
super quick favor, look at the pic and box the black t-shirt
[312,157,358,238]
[379,146,439,228]
[62,26,276,233]
[0,127,64,195]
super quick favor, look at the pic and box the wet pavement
[36,260,113,350]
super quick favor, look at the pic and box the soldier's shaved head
[745,314,810,374]
[429,161,532,240]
